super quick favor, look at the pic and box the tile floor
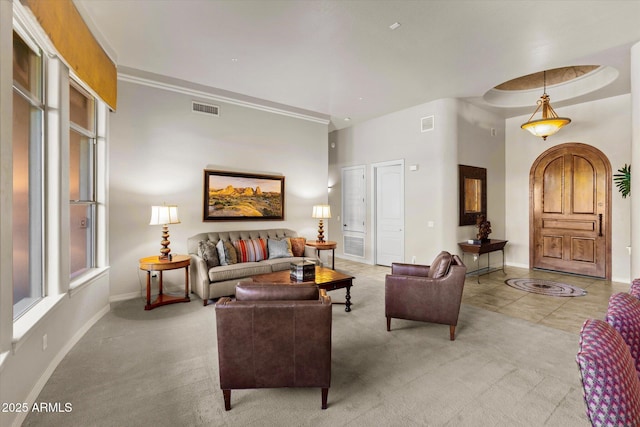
[333,257,631,334]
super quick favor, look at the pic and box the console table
[139,255,191,310]
[457,239,508,283]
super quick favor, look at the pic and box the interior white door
[375,162,404,266]
[342,166,366,233]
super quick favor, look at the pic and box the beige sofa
[187,228,315,305]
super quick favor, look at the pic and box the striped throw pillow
[233,238,267,263]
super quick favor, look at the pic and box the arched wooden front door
[530,143,611,279]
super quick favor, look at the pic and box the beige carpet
[23,275,588,426]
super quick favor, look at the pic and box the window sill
[12,294,66,354]
[12,267,110,354]
[69,266,109,297]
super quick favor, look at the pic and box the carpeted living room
[3,1,640,427]
[21,259,630,426]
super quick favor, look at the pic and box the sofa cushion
[428,251,453,279]
[290,237,306,257]
[198,240,220,268]
[233,238,267,263]
[187,229,298,257]
[268,238,293,259]
[262,256,308,272]
[235,283,319,301]
[208,262,272,283]
[217,240,238,266]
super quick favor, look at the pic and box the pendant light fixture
[520,70,571,140]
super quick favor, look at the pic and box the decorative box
[290,260,316,282]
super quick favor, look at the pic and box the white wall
[505,94,632,283]
[108,80,329,300]
[328,98,505,266]
[456,101,506,244]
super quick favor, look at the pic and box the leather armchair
[215,283,332,410]
[385,251,467,340]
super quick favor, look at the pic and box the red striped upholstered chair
[606,292,640,378]
[630,278,640,299]
[576,319,640,426]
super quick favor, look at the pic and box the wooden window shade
[22,0,117,110]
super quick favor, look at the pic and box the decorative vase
[476,214,492,243]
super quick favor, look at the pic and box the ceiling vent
[192,101,220,117]
[421,115,434,132]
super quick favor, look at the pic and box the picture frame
[458,164,487,226]
[203,169,285,221]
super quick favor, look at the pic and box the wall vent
[421,115,434,132]
[192,101,220,116]
[343,235,365,258]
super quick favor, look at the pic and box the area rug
[505,278,587,297]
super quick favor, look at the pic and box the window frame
[68,80,98,279]
[12,29,45,321]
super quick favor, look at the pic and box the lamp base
[159,225,172,260]
[316,219,326,243]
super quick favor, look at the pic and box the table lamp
[149,205,180,259]
[312,204,331,243]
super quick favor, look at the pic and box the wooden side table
[457,239,508,283]
[305,241,337,270]
[139,255,191,310]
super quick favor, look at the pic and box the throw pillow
[198,240,220,269]
[268,238,293,259]
[233,238,267,263]
[216,239,228,266]
[216,239,238,266]
[223,240,238,265]
[428,251,453,279]
[290,237,306,257]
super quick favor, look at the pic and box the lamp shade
[521,117,571,139]
[312,205,331,219]
[149,205,180,225]
[520,71,571,140]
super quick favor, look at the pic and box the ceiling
[74,0,640,131]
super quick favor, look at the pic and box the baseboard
[505,261,529,269]
[612,275,631,285]
[109,291,141,303]
[335,253,372,265]
[12,303,110,427]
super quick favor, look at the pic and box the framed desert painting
[203,170,285,221]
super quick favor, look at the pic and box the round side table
[305,241,337,270]
[139,254,191,310]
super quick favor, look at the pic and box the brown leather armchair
[215,283,332,410]
[385,251,467,340]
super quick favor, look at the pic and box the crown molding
[118,71,330,125]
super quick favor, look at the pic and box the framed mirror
[459,165,487,226]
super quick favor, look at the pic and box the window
[69,82,96,278]
[12,30,44,319]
